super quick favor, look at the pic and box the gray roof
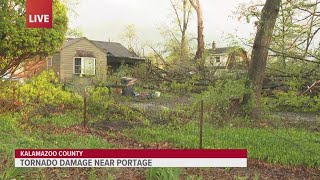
[62,38,82,49]
[91,40,140,59]
[62,38,142,59]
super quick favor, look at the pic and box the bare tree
[170,0,192,62]
[189,0,204,60]
[243,0,282,118]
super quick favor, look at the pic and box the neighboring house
[206,43,249,69]
[50,37,145,82]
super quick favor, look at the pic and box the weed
[146,168,181,180]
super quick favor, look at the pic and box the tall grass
[146,168,181,180]
[0,114,112,178]
[128,123,320,167]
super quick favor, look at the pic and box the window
[73,57,96,75]
[215,56,221,63]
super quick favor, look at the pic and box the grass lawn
[0,113,113,178]
[127,123,320,168]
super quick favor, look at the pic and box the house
[206,42,249,69]
[50,37,145,82]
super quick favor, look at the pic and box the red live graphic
[26,0,52,28]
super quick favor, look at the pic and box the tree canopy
[0,0,68,77]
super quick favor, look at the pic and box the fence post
[199,100,204,149]
[83,89,87,128]
[12,86,16,117]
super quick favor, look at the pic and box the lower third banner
[15,149,247,168]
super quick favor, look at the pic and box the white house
[206,43,249,69]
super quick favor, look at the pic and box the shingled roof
[209,47,237,54]
[62,38,143,59]
[91,40,140,59]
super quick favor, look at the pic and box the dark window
[74,58,82,74]
[215,57,221,63]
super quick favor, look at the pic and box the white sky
[71,0,255,47]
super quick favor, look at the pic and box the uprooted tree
[0,0,68,78]
[243,0,282,118]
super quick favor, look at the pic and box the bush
[87,87,115,119]
[190,78,252,122]
[0,71,82,116]
[170,80,192,94]
[19,71,82,108]
[263,78,320,112]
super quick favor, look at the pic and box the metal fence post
[199,100,204,149]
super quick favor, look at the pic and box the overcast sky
[71,0,255,48]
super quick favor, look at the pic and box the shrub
[87,87,115,119]
[170,80,192,94]
[263,78,320,112]
[0,71,82,115]
[190,78,252,122]
[20,71,82,108]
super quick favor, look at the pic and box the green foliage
[19,70,82,108]
[114,64,133,78]
[170,80,193,94]
[131,62,150,81]
[0,114,112,178]
[263,78,320,112]
[88,87,115,119]
[0,0,68,76]
[128,123,320,167]
[191,78,252,120]
[107,64,132,84]
[147,168,181,180]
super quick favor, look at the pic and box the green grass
[0,113,112,178]
[127,123,320,167]
[31,111,82,128]
[0,114,112,154]
[146,168,181,180]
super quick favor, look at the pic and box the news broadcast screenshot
[0,0,319,179]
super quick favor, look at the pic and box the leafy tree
[238,0,320,70]
[0,0,68,77]
[120,24,144,56]
[61,0,84,38]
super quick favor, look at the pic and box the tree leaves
[0,0,68,77]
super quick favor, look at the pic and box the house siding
[51,53,61,77]
[206,54,229,67]
[59,38,107,82]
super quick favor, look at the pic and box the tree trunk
[243,0,281,118]
[195,0,204,60]
[170,0,192,62]
[181,31,187,61]
[180,0,188,62]
[189,0,205,60]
